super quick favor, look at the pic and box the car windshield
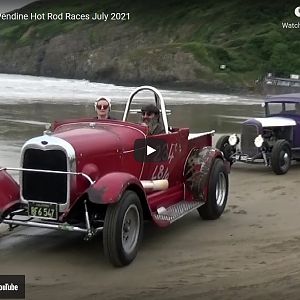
[267,102,300,116]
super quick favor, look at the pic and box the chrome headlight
[254,134,264,148]
[228,134,239,146]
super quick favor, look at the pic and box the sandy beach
[1,161,300,300]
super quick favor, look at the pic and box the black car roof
[266,93,300,103]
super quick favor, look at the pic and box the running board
[153,200,203,223]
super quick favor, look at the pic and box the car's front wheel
[198,158,229,220]
[271,139,291,175]
[103,190,143,267]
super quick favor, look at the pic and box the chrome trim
[84,200,93,239]
[3,197,100,240]
[216,173,226,207]
[122,86,169,134]
[233,153,263,163]
[20,135,76,211]
[0,167,94,185]
[241,123,260,157]
[2,218,103,234]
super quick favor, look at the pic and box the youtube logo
[134,138,168,162]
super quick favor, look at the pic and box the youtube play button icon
[147,145,156,156]
[134,137,168,162]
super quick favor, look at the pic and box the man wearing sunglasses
[140,104,164,135]
[94,97,113,120]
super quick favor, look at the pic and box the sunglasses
[96,103,109,110]
[141,111,154,117]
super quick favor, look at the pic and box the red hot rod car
[0,86,229,267]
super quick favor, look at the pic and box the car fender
[184,147,226,201]
[0,170,20,219]
[87,172,147,205]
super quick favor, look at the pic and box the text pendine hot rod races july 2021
[0,11,130,21]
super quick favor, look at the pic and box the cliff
[0,0,299,93]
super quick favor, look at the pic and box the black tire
[198,158,229,220]
[103,190,143,267]
[215,135,234,163]
[271,140,291,175]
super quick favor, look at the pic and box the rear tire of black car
[215,135,234,164]
[271,140,291,175]
[198,158,228,220]
[103,190,143,267]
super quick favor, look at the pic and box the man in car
[140,104,164,135]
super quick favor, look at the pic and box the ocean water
[0,73,265,168]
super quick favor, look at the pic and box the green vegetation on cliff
[0,0,299,91]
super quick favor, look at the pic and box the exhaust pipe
[141,179,169,191]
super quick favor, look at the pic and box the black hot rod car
[216,93,300,175]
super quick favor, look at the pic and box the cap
[141,104,160,115]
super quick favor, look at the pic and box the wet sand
[1,162,300,300]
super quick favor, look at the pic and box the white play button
[134,138,167,162]
[147,145,156,156]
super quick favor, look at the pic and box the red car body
[0,86,229,266]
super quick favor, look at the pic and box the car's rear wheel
[215,135,234,164]
[103,190,143,267]
[198,158,228,220]
[271,140,291,175]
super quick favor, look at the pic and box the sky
[0,0,36,13]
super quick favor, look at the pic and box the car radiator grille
[241,124,259,158]
[22,149,68,204]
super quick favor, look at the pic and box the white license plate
[240,155,248,161]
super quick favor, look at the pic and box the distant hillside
[0,0,299,93]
